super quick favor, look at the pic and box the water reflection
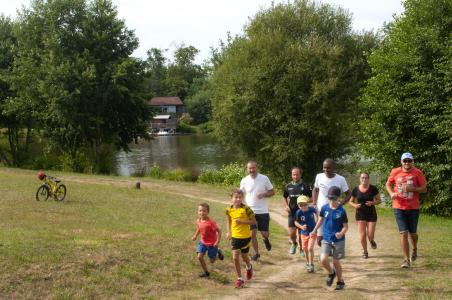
[116,135,242,176]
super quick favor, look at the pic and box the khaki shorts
[321,240,345,260]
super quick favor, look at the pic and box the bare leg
[251,229,259,255]
[332,259,343,281]
[320,254,332,273]
[367,222,377,242]
[232,250,242,278]
[400,232,410,260]
[260,230,269,239]
[241,252,252,269]
[357,221,368,252]
[288,227,297,244]
[409,233,418,250]
[198,253,208,272]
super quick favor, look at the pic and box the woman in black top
[350,172,381,258]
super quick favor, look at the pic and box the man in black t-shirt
[283,167,312,255]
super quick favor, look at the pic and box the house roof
[153,115,171,120]
[148,96,183,106]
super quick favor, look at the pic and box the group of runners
[192,153,427,289]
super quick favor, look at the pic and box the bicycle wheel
[36,185,49,201]
[54,184,67,201]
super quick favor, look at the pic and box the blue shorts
[197,242,218,259]
[393,209,419,234]
[250,213,270,231]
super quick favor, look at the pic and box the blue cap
[327,186,341,200]
[401,152,414,160]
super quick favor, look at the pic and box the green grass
[1,167,451,299]
[0,168,251,298]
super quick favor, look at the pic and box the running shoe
[235,278,245,288]
[217,249,224,261]
[362,251,369,259]
[307,264,315,273]
[246,264,253,280]
[411,248,417,262]
[326,270,336,286]
[251,253,260,261]
[300,251,305,258]
[264,238,272,251]
[289,243,297,255]
[370,240,377,249]
[199,271,210,278]
[401,260,411,268]
[335,281,345,290]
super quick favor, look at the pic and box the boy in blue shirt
[311,186,348,290]
[294,195,318,273]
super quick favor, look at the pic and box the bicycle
[36,171,67,201]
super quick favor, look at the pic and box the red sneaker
[246,265,253,280]
[235,278,244,288]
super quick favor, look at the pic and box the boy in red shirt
[192,203,224,277]
[386,152,427,268]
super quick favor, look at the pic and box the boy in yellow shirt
[226,189,256,288]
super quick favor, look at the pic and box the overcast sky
[2,0,405,63]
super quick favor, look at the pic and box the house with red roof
[147,96,185,132]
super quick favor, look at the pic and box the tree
[9,0,149,172]
[210,0,377,181]
[359,0,452,216]
[165,45,204,100]
[144,48,168,98]
[0,14,34,166]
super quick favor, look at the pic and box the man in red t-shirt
[386,152,427,268]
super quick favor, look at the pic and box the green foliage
[210,0,377,182]
[148,163,162,179]
[197,121,214,134]
[176,122,195,133]
[162,168,194,182]
[7,0,149,172]
[198,162,246,186]
[359,0,452,216]
[178,113,193,125]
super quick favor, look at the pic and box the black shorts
[250,213,270,231]
[231,237,251,253]
[288,213,296,228]
[355,206,377,222]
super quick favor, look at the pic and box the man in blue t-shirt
[311,186,348,290]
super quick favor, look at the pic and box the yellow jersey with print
[225,204,255,239]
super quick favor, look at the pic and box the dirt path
[63,176,410,299]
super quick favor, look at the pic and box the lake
[116,134,242,176]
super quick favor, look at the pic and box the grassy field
[0,167,289,299]
[0,167,451,299]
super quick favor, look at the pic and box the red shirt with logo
[197,218,219,246]
[387,167,427,210]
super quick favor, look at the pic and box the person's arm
[258,189,275,199]
[370,189,381,206]
[340,190,352,205]
[349,194,359,208]
[214,227,221,247]
[191,227,200,241]
[236,216,256,225]
[312,187,319,207]
[310,216,323,236]
[283,196,291,213]
[335,223,348,239]
[226,216,232,240]
[404,182,427,193]
[386,181,397,200]
[294,220,303,230]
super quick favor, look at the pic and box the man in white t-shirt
[240,160,275,261]
[313,158,351,246]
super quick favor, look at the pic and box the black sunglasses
[402,159,413,163]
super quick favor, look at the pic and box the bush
[176,122,195,133]
[198,162,246,186]
[148,163,162,179]
[162,168,194,182]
